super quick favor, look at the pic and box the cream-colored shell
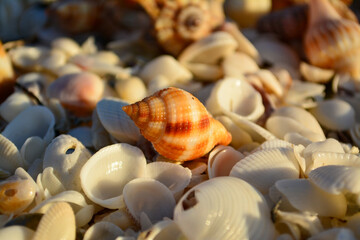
[300,62,334,83]
[51,37,81,58]
[20,136,45,169]
[0,134,25,175]
[206,77,265,122]
[284,80,325,108]
[222,52,259,78]
[0,226,35,240]
[115,77,147,103]
[80,143,147,209]
[83,221,124,240]
[67,126,93,148]
[309,99,356,131]
[230,147,300,194]
[139,55,192,84]
[174,176,276,240]
[0,92,34,123]
[43,134,91,191]
[123,178,176,224]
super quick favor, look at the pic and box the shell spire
[122,87,232,161]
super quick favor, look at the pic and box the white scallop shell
[271,179,347,218]
[174,176,276,240]
[20,136,45,169]
[123,178,175,224]
[311,152,360,170]
[206,77,265,122]
[145,162,191,198]
[222,52,259,78]
[207,145,244,178]
[80,143,147,209]
[284,80,325,108]
[230,147,300,194]
[139,55,192,84]
[0,92,34,123]
[2,106,55,149]
[32,202,76,240]
[83,221,124,240]
[0,134,25,174]
[308,165,360,203]
[96,98,141,144]
[43,134,91,191]
[0,226,35,240]
[309,99,356,131]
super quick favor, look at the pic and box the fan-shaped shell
[304,0,360,78]
[174,176,276,240]
[206,77,265,122]
[0,134,25,175]
[80,143,147,208]
[122,87,232,161]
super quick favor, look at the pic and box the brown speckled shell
[122,87,232,161]
[304,0,360,78]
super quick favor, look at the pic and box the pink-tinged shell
[122,87,232,161]
[47,72,104,116]
[304,0,360,78]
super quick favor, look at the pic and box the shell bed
[0,0,360,239]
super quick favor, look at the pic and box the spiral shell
[122,87,232,161]
[304,0,360,79]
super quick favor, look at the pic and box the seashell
[206,77,265,122]
[80,143,147,209]
[300,62,335,83]
[309,99,356,130]
[304,0,360,79]
[37,49,67,74]
[32,202,76,240]
[54,63,83,77]
[138,219,185,240]
[222,52,260,79]
[346,213,360,239]
[0,134,25,175]
[43,134,91,192]
[47,72,105,117]
[271,179,347,218]
[308,228,357,240]
[92,51,122,66]
[123,178,176,224]
[246,69,284,97]
[20,136,46,169]
[302,138,344,161]
[230,147,300,194]
[147,75,171,96]
[284,132,312,147]
[67,127,93,148]
[91,109,115,150]
[220,22,261,62]
[207,145,244,178]
[224,0,271,28]
[178,31,238,81]
[0,178,36,215]
[122,87,232,161]
[0,225,35,240]
[9,46,48,71]
[51,37,81,58]
[46,98,70,133]
[2,106,55,149]
[40,167,66,196]
[284,80,325,108]
[308,165,360,202]
[115,77,148,103]
[215,115,253,148]
[0,41,15,103]
[145,162,191,199]
[139,55,192,84]
[96,98,141,144]
[174,176,276,240]
[138,0,225,55]
[16,72,47,100]
[83,221,124,240]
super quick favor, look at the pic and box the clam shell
[230,147,300,194]
[83,221,124,240]
[0,134,25,174]
[283,132,312,147]
[80,143,147,209]
[115,77,148,103]
[123,178,176,224]
[32,202,76,240]
[222,52,259,78]
[20,136,45,169]
[2,106,55,149]
[96,98,141,144]
[43,134,91,192]
[284,80,325,108]
[206,77,265,122]
[300,62,334,83]
[0,92,34,123]
[122,87,232,161]
[40,167,66,196]
[37,49,66,73]
[139,55,192,84]
[9,46,48,71]
[309,99,356,131]
[0,225,35,240]
[145,162,191,198]
[207,145,244,178]
[272,179,347,218]
[174,176,276,240]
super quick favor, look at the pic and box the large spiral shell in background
[122,87,232,161]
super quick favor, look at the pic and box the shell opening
[66,147,76,154]
[182,190,198,211]
[5,188,17,197]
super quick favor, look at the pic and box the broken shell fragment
[122,87,231,161]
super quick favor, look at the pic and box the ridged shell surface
[122,87,232,161]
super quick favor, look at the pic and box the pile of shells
[1,0,360,239]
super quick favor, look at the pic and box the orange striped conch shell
[304,0,360,79]
[122,87,232,161]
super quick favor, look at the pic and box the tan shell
[123,87,232,161]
